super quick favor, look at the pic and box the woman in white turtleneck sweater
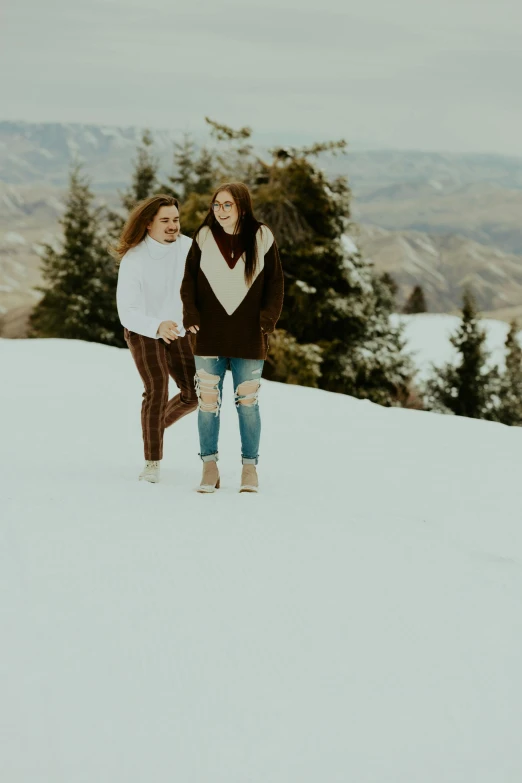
[115,194,198,484]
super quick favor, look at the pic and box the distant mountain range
[357,224,522,319]
[1,120,522,336]
[0,121,178,188]
[353,181,522,255]
[3,120,522,188]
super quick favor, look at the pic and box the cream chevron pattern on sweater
[196,225,274,316]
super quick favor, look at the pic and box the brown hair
[195,182,263,286]
[113,194,179,262]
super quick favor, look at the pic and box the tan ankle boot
[197,461,220,493]
[239,464,258,493]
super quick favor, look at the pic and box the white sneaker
[139,460,160,483]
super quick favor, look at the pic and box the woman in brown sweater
[181,182,284,493]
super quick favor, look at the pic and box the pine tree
[423,290,498,418]
[179,119,413,404]
[381,272,398,308]
[497,320,522,425]
[159,136,217,233]
[205,116,257,185]
[253,146,412,403]
[30,164,124,347]
[403,284,427,314]
[193,147,216,195]
[161,134,196,199]
[122,129,158,210]
[107,129,159,240]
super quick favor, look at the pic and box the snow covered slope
[2,339,522,782]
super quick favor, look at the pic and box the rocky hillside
[0,182,65,324]
[358,224,522,319]
[0,121,179,188]
[353,181,522,255]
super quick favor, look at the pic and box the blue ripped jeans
[194,356,264,465]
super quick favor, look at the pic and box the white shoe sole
[139,475,160,483]
[239,485,258,493]
[197,484,217,493]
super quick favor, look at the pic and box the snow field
[1,337,522,782]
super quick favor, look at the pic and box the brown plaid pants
[124,329,198,460]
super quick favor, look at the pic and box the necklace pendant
[231,251,234,259]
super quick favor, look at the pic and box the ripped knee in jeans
[195,369,221,414]
[235,379,261,407]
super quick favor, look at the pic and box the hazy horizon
[2,0,522,157]
[3,118,522,161]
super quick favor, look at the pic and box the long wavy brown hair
[195,182,264,286]
[113,194,179,262]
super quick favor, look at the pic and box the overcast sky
[2,0,521,155]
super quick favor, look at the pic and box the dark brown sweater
[181,224,284,359]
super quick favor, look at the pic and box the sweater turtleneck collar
[211,222,245,270]
[144,233,176,260]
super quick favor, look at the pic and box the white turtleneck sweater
[117,233,192,339]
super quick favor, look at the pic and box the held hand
[157,320,180,343]
[187,325,199,334]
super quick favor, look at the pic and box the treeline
[422,291,522,425]
[29,119,522,423]
[30,119,413,406]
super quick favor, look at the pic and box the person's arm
[116,257,163,339]
[260,237,284,334]
[181,238,202,330]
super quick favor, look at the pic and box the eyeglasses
[212,200,235,213]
